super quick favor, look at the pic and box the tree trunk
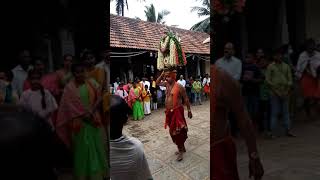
[122,3,124,16]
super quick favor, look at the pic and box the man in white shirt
[141,77,150,90]
[295,39,320,118]
[177,75,186,87]
[95,51,110,91]
[11,50,33,97]
[202,74,210,86]
[202,73,210,100]
[113,77,120,94]
[109,95,152,180]
[215,42,242,81]
[215,42,242,137]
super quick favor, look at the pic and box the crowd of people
[215,39,320,139]
[0,49,110,179]
[2,38,319,180]
[111,73,210,120]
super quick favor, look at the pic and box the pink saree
[128,87,141,109]
[56,79,102,148]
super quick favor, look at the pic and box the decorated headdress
[157,27,187,70]
[164,67,177,80]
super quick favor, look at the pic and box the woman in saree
[128,82,144,120]
[56,63,107,180]
[56,54,73,100]
[82,50,105,89]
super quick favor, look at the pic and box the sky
[110,0,208,30]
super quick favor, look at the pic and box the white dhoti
[144,101,151,115]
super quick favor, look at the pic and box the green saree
[73,83,107,179]
[132,88,144,121]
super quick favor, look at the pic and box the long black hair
[28,70,46,109]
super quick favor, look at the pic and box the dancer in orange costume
[211,65,264,180]
[156,69,192,161]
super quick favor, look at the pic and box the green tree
[111,0,144,16]
[144,4,170,24]
[190,0,210,33]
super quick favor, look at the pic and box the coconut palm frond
[115,0,123,15]
[202,0,210,7]
[144,4,170,24]
[191,6,210,17]
[125,0,128,10]
[157,10,170,23]
[144,4,156,22]
[190,17,210,33]
[114,0,143,16]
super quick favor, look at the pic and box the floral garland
[166,32,186,66]
[157,31,186,70]
[214,0,246,15]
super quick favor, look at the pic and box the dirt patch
[127,124,150,137]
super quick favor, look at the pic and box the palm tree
[111,0,144,16]
[190,0,210,33]
[144,4,170,24]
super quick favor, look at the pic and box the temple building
[110,14,210,83]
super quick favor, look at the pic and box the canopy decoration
[157,29,187,70]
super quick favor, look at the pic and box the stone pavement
[123,100,210,180]
[59,97,320,180]
[236,119,320,180]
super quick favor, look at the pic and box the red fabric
[42,73,60,97]
[204,84,210,93]
[214,0,246,14]
[128,87,140,109]
[300,72,320,98]
[123,84,130,92]
[23,73,60,98]
[212,137,240,180]
[171,128,187,151]
[175,48,179,65]
[165,106,188,147]
[23,80,31,91]
[181,48,187,65]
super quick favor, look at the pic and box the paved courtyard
[59,97,320,180]
[237,116,320,180]
[125,99,320,180]
[124,100,210,180]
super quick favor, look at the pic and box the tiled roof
[110,14,210,55]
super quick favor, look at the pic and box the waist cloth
[212,136,239,180]
[165,106,188,146]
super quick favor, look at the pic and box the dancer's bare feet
[176,152,183,161]
[175,149,186,155]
